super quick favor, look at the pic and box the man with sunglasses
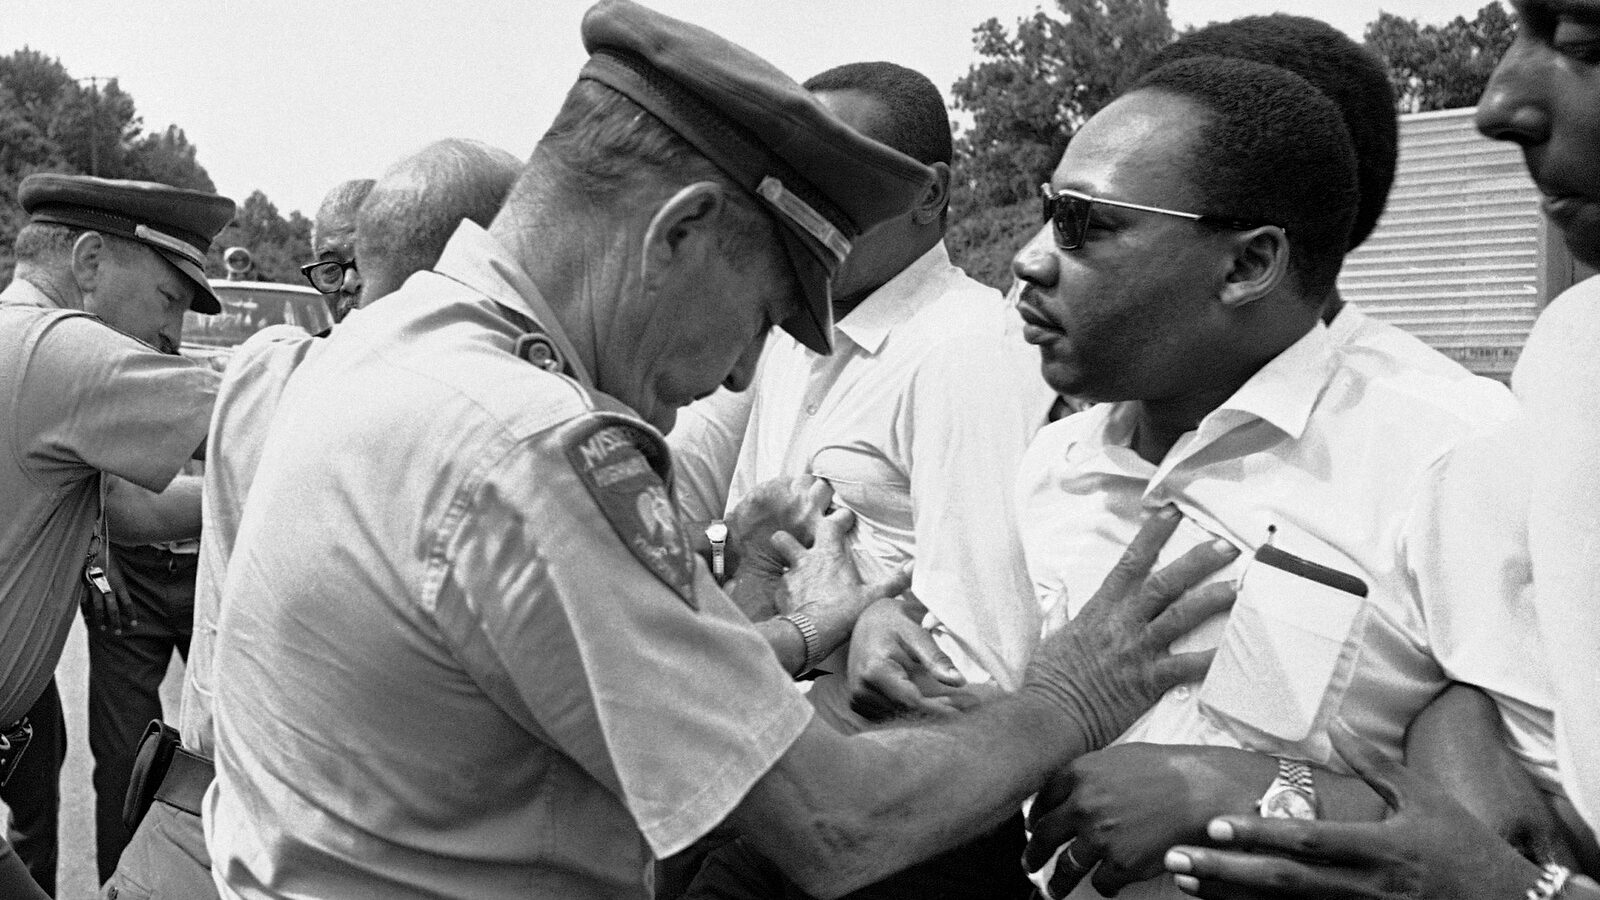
[1010,55,1520,900]
[300,178,374,323]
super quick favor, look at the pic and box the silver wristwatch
[1258,757,1317,819]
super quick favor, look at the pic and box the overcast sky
[5,0,1499,218]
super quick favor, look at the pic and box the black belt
[153,744,213,817]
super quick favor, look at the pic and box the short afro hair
[803,62,952,167]
[1131,56,1358,299]
[1142,15,1395,250]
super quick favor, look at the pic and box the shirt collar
[1324,302,1368,344]
[431,220,594,389]
[0,278,64,310]
[1204,321,1336,442]
[834,241,952,354]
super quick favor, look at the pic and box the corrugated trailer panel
[1338,107,1543,379]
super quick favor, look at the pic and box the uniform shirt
[181,325,320,759]
[0,278,215,725]
[1017,322,1517,900]
[205,222,813,900]
[674,243,1053,717]
[1519,275,1600,831]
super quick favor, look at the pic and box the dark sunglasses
[300,258,357,294]
[1040,184,1268,250]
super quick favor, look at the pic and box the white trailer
[1338,107,1594,381]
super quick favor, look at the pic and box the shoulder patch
[565,415,697,609]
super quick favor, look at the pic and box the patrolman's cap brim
[580,0,933,355]
[18,174,236,315]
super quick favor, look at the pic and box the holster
[123,720,184,831]
[0,717,33,788]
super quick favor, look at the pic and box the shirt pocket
[1198,542,1368,748]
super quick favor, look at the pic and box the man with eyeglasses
[1008,54,1520,900]
[300,178,374,323]
[98,138,523,900]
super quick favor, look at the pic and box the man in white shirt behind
[667,61,1052,898]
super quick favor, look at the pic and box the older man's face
[88,241,193,354]
[1010,91,1243,404]
[312,208,362,321]
[1477,0,1600,269]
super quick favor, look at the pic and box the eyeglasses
[1040,184,1267,251]
[300,258,357,294]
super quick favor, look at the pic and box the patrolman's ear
[640,181,727,291]
[1218,225,1289,308]
[911,162,951,227]
[70,230,108,294]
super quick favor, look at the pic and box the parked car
[181,279,333,370]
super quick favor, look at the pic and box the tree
[1364,3,1514,112]
[0,47,228,284]
[950,0,1173,213]
[205,190,313,285]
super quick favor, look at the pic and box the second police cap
[19,174,236,315]
[579,0,934,355]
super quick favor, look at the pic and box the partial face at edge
[1477,0,1600,269]
[312,209,362,321]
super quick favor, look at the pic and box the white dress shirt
[1519,275,1600,832]
[1018,322,1517,900]
[674,242,1054,719]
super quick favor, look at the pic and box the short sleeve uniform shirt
[205,222,813,899]
[0,278,216,724]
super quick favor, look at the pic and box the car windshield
[183,284,334,348]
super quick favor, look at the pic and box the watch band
[1258,757,1318,819]
[706,520,728,582]
[780,611,822,676]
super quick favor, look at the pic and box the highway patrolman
[0,173,231,899]
[203,2,1238,898]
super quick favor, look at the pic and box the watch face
[706,522,728,543]
[1260,787,1316,820]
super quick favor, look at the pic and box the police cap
[19,174,236,315]
[579,0,933,355]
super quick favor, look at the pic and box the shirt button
[1171,684,1192,701]
[805,404,818,415]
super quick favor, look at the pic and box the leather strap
[153,745,213,817]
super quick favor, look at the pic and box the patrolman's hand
[847,592,991,721]
[727,475,832,579]
[1022,505,1237,753]
[80,553,138,635]
[1164,720,1544,900]
[774,506,909,661]
[1026,744,1274,897]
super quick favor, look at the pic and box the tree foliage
[0,47,308,287]
[950,0,1174,214]
[1363,3,1514,112]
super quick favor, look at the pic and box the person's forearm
[758,617,807,676]
[106,473,203,544]
[736,685,1089,897]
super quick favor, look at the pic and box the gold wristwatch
[706,520,729,583]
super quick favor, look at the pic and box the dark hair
[1132,56,1358,299]
[357,139,522,288]
[533,78,768,260]
[1143,15,1395,249]
[803,61,953,167]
